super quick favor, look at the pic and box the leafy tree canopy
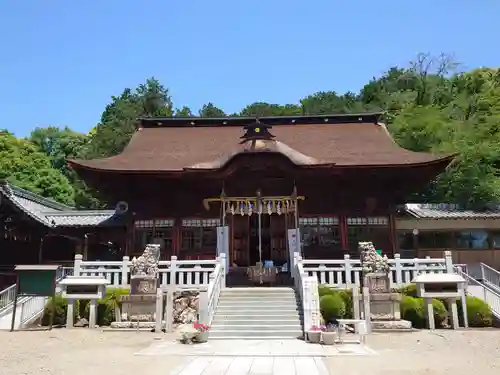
[0,132,74,205]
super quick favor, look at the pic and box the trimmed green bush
[83,287,130,326]
[400,295,424,327]
[320,293,346,323]
[41,293,79,326]
[416,298,448,328]
[458,296,493,327]
[337,289,354,319]
[317,286,354,319]
[398,284,418,297]
[42,287,130,327]
[318,285,336,297]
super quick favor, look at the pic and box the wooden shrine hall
[68,113,454,267]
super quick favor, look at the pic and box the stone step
[218,298,298,305]
[209,329,302,338]
[220,292,297,298]
[216,305,300,312]
[209,335,303,340]
[220,290,296,296]
[212,316,301,323]
[223,286,295,293]
[215,309,302,316]
[211,324,302,331]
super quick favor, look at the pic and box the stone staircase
[210,287,303,340]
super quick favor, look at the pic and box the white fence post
[219,253,226,288]
[394,253,403,286]
[444,251,453,273]
[74,254,82,277]
[121,256,130,286]
[170,255,178,286]
[344,254,352,287]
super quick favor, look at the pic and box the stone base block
[371,320,412,331]
[110,321,163,329]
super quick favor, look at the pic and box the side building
[0,182,126,286]
[68,113,453,267]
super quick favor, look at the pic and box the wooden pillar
[339,215,348,251]
[173,218,181,256]
[125,217,134,257]
[389,211,397,256]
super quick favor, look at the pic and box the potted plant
[307,325,324,343]
[321,323,338,345]
[193,322,210,343]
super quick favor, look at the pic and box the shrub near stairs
[41,294,79,326]
[42,288,130,327]
[398,284,493,328]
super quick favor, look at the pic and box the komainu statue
[130,244,160,277]
[359,241,390,275]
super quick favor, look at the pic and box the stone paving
[166,356,331,375]
[136,339,376,374]
[135,338,376,357]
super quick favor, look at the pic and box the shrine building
[67,113,453,267]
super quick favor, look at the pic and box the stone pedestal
[118,276,158,324]
[364,273,412,331]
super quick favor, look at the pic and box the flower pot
[307,331,321,343]
[195,331,209,343]
[322,331,337,345]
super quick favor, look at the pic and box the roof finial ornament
[240,117,275,144]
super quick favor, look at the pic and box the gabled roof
[402,203,500,220]
[0,182,123,228]
[68,113,454,173]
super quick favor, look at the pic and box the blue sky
[1,1,498,137]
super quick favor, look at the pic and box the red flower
[193,323,210,332]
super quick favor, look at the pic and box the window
[134,219,174,257]
[418,231,452,249]
[347,216,389,252]
[181,219,220,252]
[397,231,415,250]
[491,232,500,249]
[455,231,489,249]
[299,217,340,252]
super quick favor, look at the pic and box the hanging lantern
[267,200,272,215]
[247,201,253,216]
[276,201,282,215]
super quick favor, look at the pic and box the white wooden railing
[293,252,321,332]
[199,254,226,327]
[480,263,500,292]
[299,251,454,288]
[0,267,73,318]
[0,284,16,314]
[74,254,218,288]
[0,266,74,329]
[454,266,500,319]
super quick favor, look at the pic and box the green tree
[85,78,174,158]
[199,103,226,117]
[28,127,104,209]
[0,132,75,205]
[174,106,193,117]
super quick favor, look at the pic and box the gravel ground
[0,329,184,375]
[0,329,499,375]
[326,329,500,375]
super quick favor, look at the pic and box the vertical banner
[287,228,301,268]
[217,226,229,273]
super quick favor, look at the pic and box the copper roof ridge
[137,112,384,129]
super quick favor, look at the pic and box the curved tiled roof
[0,182,122,227]
[403,203,500,219]
[68,114,454,173]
